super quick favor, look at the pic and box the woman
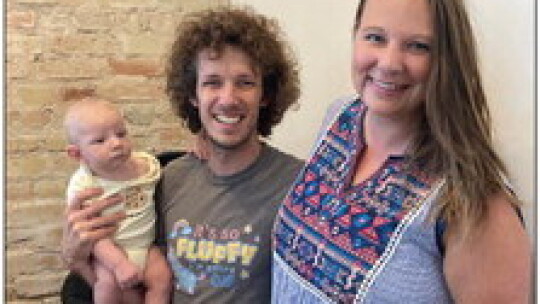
[272,0,531,303]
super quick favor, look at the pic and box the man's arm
[62,187,125,286]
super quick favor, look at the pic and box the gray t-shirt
[155,144,303,304]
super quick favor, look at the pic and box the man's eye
[202,80,221,87]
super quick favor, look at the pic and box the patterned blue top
[272,97,452,303]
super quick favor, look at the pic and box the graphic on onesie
[123,185,148,210]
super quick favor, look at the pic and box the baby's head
[64,97,133,176]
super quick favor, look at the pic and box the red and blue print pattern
[273,99,437,303]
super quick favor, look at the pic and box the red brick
[7,11,36,29]
[48,33,120,54]
[61,87,96,101]
[109,58,162,76]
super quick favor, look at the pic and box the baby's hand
[113,260,143,290]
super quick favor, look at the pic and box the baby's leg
[143,246,172,304]
[94,238,143,289]
[94,260,121,304]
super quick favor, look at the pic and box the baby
[64,97,171,304]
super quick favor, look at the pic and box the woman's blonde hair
[355,0,517,233]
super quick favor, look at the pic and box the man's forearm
[70,259,96,286]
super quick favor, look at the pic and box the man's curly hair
[166,6,300,137]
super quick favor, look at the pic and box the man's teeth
[215,115,241,124]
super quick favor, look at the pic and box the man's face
[193,46,264,150]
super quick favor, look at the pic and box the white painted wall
[465,1,535,237]
[232,0,535,235]
[231,0,358,157]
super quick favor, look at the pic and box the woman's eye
[238,80,256,87]
[408,41,431,52]
[364,33,385,43]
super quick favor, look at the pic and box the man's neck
[206,140,263,177]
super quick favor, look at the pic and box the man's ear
[66,145,82,161]
[260,99,268,108]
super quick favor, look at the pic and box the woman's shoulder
[325,94,359,117]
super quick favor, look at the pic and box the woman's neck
[363,109,420,156]
[351,109,420,185]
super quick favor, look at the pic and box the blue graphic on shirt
[168,219,260,293]
[168,248,197,294]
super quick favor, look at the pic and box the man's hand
[61,187,125,284]
[188,130,210,161]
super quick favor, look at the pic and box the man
[62,7,303,303]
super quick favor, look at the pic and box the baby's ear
[66,145,81,160]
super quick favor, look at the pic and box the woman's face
[352,0,433,118]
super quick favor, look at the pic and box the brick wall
[6,0,227,302]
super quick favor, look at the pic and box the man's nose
[218,82,239,105]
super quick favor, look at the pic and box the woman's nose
[378,44,405,75]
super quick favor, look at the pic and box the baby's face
[74,108,133,176]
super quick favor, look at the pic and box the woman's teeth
[374,80,400,90]
[372,78,407,91]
